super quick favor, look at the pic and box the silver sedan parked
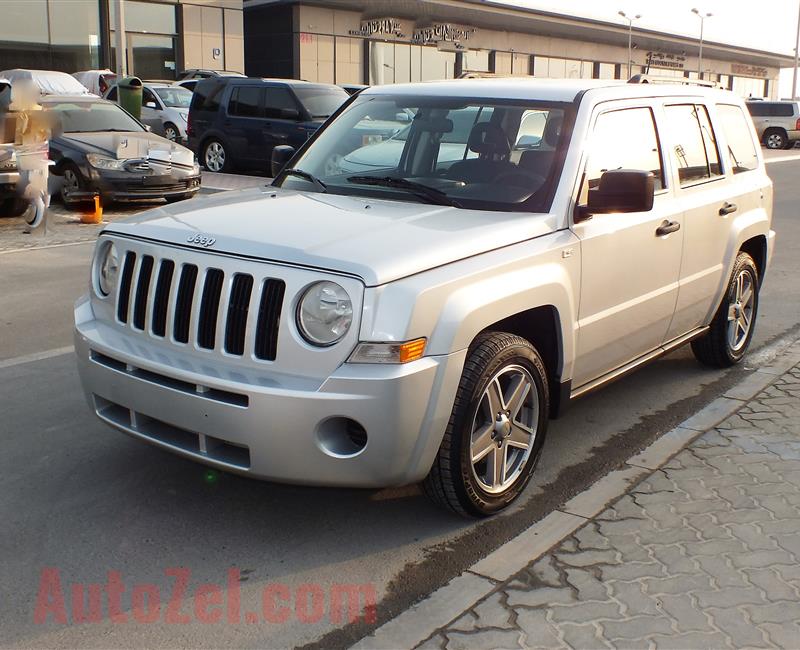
[104,83,192,143]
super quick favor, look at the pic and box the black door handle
[655,220,681,236]
[719,202,738,216]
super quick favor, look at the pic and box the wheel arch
[739,234,767,285]
[762,126,788,144]
[476,305,567,417]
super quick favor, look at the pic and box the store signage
[349,18,475,46]
[412,23,474,45]
[349,18,406,38]
[731,63,768,78]
[646,51,685,69]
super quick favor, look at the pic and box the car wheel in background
[59,162,91,209]
[424,332,550,517]
[0,197,28,218]
[164,123,180,142]
[691,251,759,368]
[202,139,231,173]
[763,129,788,150]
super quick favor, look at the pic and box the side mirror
[144,124,152,132]
[145,101,157,109]
[279,108,300,120]
[577,169,654,221]
[271,145,296,177]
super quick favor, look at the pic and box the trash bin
[117,76,143,120]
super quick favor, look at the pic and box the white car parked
[75,78,774,516]
[104,82,192,143]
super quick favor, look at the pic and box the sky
[493,0,800,95]
[493,0,799,55]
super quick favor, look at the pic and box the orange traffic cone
[80,195,103,224]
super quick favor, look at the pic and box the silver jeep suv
[75,78,774,517]
[746,99,800,149]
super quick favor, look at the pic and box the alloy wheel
[727,269,755,352]
[204,141,225,172]
[469,364,538,494]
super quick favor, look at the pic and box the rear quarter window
[191,81,225,113]
[716,104,759,174]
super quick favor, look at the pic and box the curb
[354,339,800,650]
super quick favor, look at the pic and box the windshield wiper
[281,168,327,192]
[346,175,462,208]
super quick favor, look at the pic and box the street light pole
[618,10,642,79]
[691,8,713,78]
[114,0,127,77]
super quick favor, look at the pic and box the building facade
[0,0,244,79]
[243,0,793,99]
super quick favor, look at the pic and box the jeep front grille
[116,252,284,361]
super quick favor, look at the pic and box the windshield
[45,101,144,133]
[154,86,192,108]
[292,85,349,118]
[275,94,572,212]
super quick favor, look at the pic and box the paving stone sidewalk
[418,363,800,650]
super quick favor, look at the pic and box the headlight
[296,281,352,346]
[95,241,119,297]
[86,153,125,170]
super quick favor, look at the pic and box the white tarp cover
[71,70,115,96]
[0,69,94,97]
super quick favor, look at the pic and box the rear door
[571,102,683,388]
[666,102,762,339]
[226,85,267,165]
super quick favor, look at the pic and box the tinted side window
[716,104,758,174]
[265,87,299,119]
[191,82,224,113]
[228,86,263,118]
[746,103,768,117]
[771,103,794,117]
[579,106,664,204]
[665,104,722,186]
[107,86,118,101]
[142,88,158,107]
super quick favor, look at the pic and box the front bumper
[84,167,201,202]
[0,170,19,196]
[74,296,465,488]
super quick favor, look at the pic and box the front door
[263,86,304,161]
[571,104,683,388]
[139,87,163,135]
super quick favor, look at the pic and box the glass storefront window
[49,0,100,71]
[110,1,177,35]
[598,63,616,79]
[0,0,100,72]
[128,34,178,80]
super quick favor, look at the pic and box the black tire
[423,331,550,517]
[783,139,797,150]
[691,251,759,368]
[202,138,233,173]
[59,161,90,209]
[763,129,788,150]
[0,197,28,217]
[163,123,180,142]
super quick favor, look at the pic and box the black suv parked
[187,78,349,173]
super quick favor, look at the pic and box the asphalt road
[1,160,798,648]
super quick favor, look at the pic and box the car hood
[105,187,558,286]
[57,131,194,165]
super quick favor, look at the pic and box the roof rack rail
[628,73,721,89]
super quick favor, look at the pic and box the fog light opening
[316,417,368,458]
